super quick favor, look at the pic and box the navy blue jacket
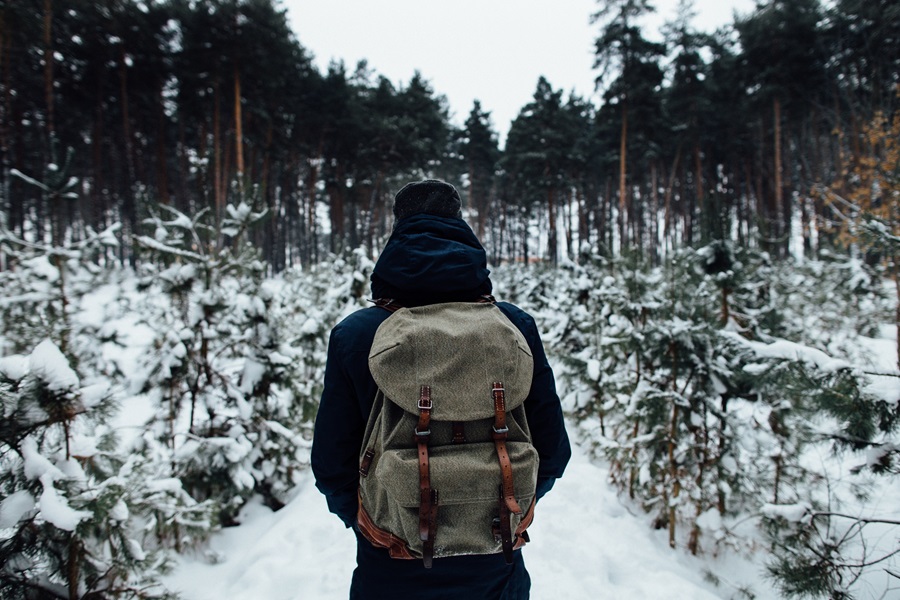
[311,214,571,599]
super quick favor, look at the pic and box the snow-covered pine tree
[0,338,214,599]
[279,246,375,423]
[758,352,900,599]
[1,162,212,598]
[132,200,313,522]
[496,243,833,555]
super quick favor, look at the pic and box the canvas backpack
[356,300,539,568]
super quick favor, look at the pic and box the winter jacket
[311,214,571,600]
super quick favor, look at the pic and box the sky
[283,0,757,145]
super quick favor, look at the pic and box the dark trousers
[349,534,531,600]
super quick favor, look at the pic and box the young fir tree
[132,199,312,521]
[1,162,212,599]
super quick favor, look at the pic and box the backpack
[356,300,539,568]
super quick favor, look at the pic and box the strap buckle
[418,396,432,410]
[492,425,509,435]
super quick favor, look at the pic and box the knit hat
[392,179,462,221]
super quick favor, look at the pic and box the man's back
[311,181,570,599]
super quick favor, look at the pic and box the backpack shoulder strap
[372,298,403,313]
[371,294,497,313]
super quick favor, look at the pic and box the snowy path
[164,435,774,600]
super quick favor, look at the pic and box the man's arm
[497,303,572,499]
[311,325,366,528]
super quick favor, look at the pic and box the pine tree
[1,165,211,599]
[132,199,314,521]
[502,77,571,264]
[592,0,666,253]
[460,100,500,242]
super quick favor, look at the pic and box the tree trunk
[773,96,784,255]
[619,103,629,251]
[233,64,244,190]
[895,266,900,371]
[651,163,659,263]
[717,396,728,514]
[668,341,680,549]
[67,536,80,600]
[119,44,135,185]
[43,0,55,140]
[213,81,223,217]
[694,143,704,242]
[547,184,556,264]
[328,166,345,253]
[664,146,682,253]
[156,87,170,205]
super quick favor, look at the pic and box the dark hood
[371,214,492,306]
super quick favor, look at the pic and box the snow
[21,436,64,481]
[0,490,36,529]
[239,358,266,394]
[760,502,812,524]
[586,358,601,381]
[147,478,187,494]
[728,335,851,373]
[0,353,29,380]
[38,474,92,531]
[110,498,130,523]
[164,438,774,600]
[79,382,110,408]
[857,331,900,405]
[127,538,147,561]
[5,244,899,598]
[29,339,79,391]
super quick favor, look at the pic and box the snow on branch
[134,234,206,262]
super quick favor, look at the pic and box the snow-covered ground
[163,434,777,600]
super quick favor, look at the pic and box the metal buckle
[492,425,509,435]
[418,397,432,410]
[415,428,431,437]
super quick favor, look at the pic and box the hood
[371,214,492,306]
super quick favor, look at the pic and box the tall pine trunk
[213,81,223,219]
[773,96,784,256]
[234,64,244,189]
[43,0,54,140]
[547,184,556,264]
[619,103,628,251]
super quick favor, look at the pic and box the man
[311,179,571,599]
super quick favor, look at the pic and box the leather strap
[416,385,438,568]
[373,297,402,312]
[357,490,415,560]
[492,382,523,516]
[496,486,515,564]
[513,499,536,550]
[359,448,375,477]
[373,294,495,314]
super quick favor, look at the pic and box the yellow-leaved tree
[820,107,900,369]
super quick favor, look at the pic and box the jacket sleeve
[311,324,366,528]
[499,304,572,500]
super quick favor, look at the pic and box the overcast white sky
[283,0,756,144]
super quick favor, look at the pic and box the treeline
[1,0,898,269]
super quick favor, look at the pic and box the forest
[1,0,898,268]
[1,0,900,599]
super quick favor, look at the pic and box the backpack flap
[368,303,534,419]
